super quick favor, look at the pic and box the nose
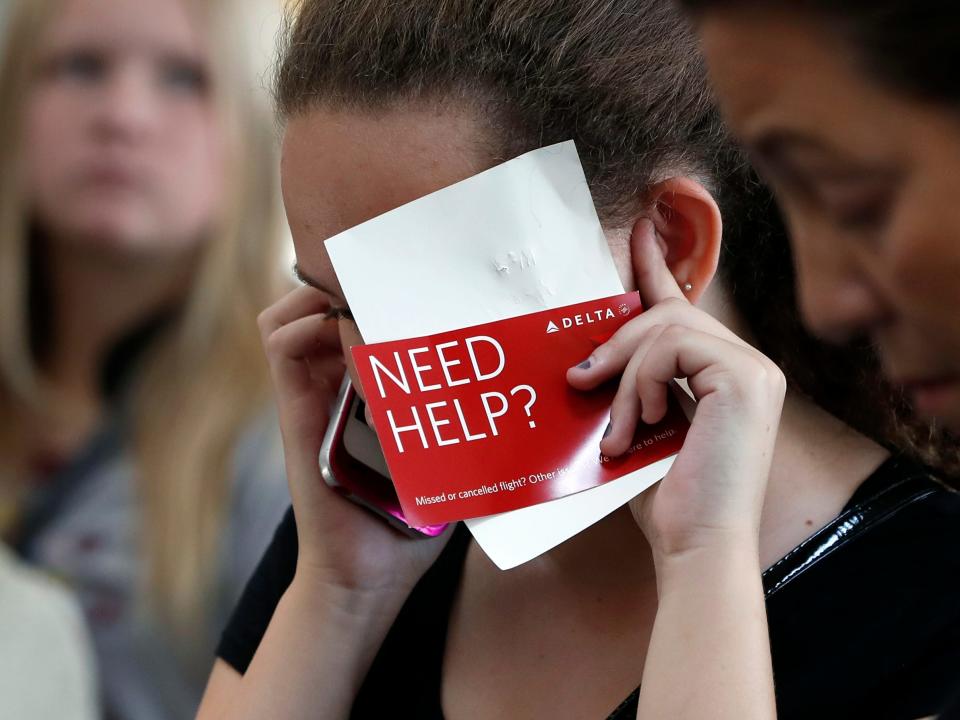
[792,233,890,344]
[90,65,159,145]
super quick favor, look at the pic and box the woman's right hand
[257,286,452,620]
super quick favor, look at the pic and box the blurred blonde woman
[0,0,292,717]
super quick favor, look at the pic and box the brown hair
[275,0,959,476]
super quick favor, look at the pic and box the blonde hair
[0,0,287,641]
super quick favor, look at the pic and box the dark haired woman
[681,1,960,435]
[199,2,960,718]
[679,1,960,716]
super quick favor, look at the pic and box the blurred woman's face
[22,0,225,257]
[697,9,960,429]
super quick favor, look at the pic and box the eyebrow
[750,129,906,188]
[292,263,346,302]
[751,128,885,173]
[752,128,842,161]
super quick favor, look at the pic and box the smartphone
[319,377,448,538]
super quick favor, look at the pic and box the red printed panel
[352,292,689,526]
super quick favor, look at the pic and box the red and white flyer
[326,140,692,568]
[353,292,688,526]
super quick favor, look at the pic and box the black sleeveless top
[218,457,960,719]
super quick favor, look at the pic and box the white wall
[245,0,298,274]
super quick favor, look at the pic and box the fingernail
[602,421,612,439]
[576,357,592,370]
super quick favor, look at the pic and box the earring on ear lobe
[682,282,693,293]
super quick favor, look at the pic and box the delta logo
[546,302,631,334]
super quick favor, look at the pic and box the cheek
[774,203,816,281]
[885,181,960,315]
[881,137,960,333]
[154,108,226,245]
[775,205,841,325]
[887,228,960,336]
[21,90,80,200]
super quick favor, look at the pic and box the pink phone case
[319,378,448,538]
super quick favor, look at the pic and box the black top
[943,690,960,720]
[218,457,960,719]
[937,690,960,720]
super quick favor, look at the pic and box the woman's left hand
[567,232,786,562]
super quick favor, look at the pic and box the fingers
[595,324,784,458]
[566,307,675,390]
[257,285,331,341]
[265,312,340,363]
[309,353,347,393]
[567,298,744,391]
[569,221,720,447]
[632,222,687,308]
[259,287,342,390]
[634,327,730,422]
[600,324,668,456]
[264,312,340,402]
[259,289,346,463]
[634,327,783,426]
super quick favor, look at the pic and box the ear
[629,176,722,304]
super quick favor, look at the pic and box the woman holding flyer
[200,1,960,719]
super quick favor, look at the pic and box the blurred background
[0,1,295,718]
